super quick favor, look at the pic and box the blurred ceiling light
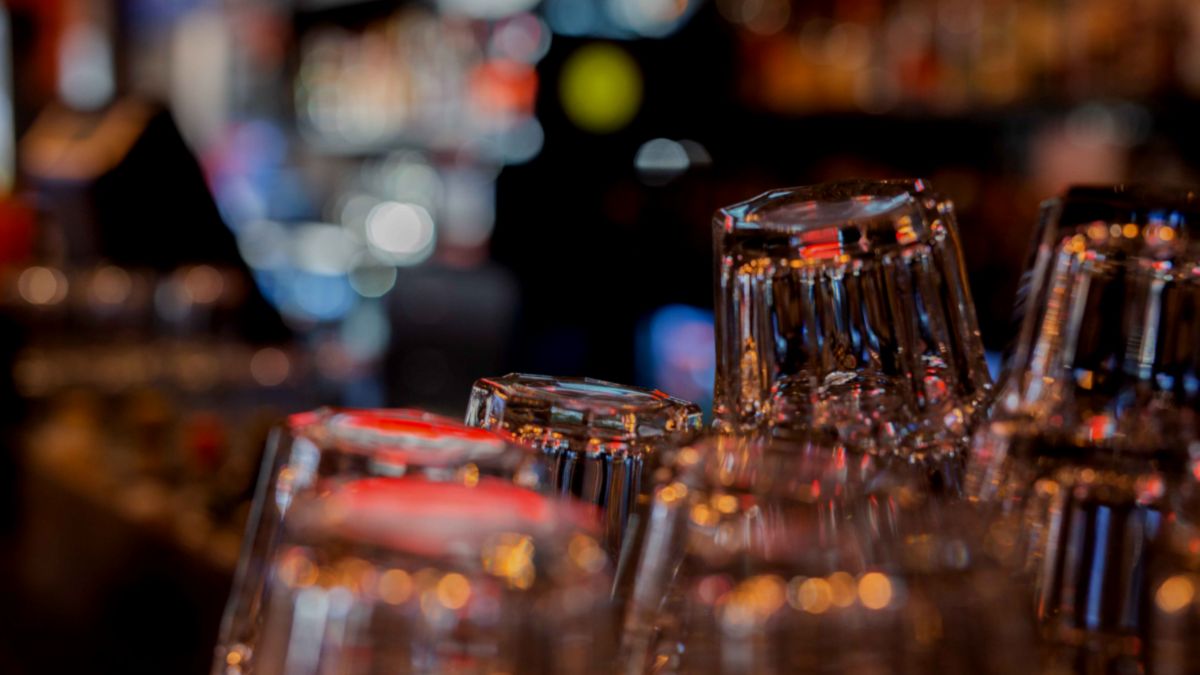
[250,347,291,387]
[609,0,699,38]
[365,201,436,266]
[490,13,551,64]
[437,0,539,20]
[635,138,690,185]
[18,266,68,306]
[560,44,642,133]
[544,0,599,36]
[295,223,362,276]
[184,265,225,304]
[58,23,115,111]
[237,219,291,270]
[348,253,399,298]
[91,266,132,305]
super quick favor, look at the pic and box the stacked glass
[965,185,1200,673]
[712,180,992,486]
[465,374,702,569]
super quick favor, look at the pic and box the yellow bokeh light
[483,533,537,590]
[713,494,739,514]
[1160,227,1177,242]
[436,573,472,610]
[1156,574,1196,614]
[691,503,719,526]
[568,534,607,574]
[659,481,688,504]
[859,572,893,610]
[460,463,480,488]
[1123,223,1140,239]
[379,569,414,605]
[828,572,857,608]
[793,577,832,614]
[560,43,643,133]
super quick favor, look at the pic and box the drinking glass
[623,434,1035,675]
[965,185,1200,672]
[213,408,543,675]
[712,179,992,469]
[465,374,702,560]
[250,474,615,675]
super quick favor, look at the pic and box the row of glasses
[216,179,1200,675]
[215,376,701,674]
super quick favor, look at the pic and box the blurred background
[2,0,1200,672]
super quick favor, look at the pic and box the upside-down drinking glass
[465,374,702,565]
[213,408,544,675]
[712,180,991,472]
[622,434,1036,675]
[965,185,1200,673]
[251,474,615,675]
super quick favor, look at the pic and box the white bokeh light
[365,201,436,265]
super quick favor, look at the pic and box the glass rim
[715,179,950,258]
[472,373,701,419]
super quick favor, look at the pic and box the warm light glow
[828,572,857,607]
[659,482,688,504]
[713,494,739,514]
[250,347,291,387]
[690,503,719,526]
[277,550,319,588]
[184,265,224,304]
[790,577,833,614]
[460,463,480,487]
[483,532,536,589]
[379,569,414,605]
[1123,223,1140,239]
[1156,575,1196,614]
[858,572,893,610]
[436,573,472,609]
[18,266,68,305]
[91,266,132,305]
[568,534,606,573]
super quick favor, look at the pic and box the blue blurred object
[636,304,715,416]
[985,350,1002,381]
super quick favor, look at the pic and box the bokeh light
[365,202,436,266]
[559,44,642,133]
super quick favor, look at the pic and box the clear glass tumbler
[712,180,992,469]
[965,185,1200,673]
[251,474,615,675]
[213,408,543,675]
[465,374,702,560]
[623,433,1035,675]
